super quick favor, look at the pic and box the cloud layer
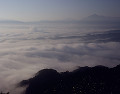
[0,23,120,94]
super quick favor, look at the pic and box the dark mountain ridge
[19,64,120,94]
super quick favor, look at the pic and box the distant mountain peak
[82,14,120,22]
[90,14,99,17]
[87,14,105,19]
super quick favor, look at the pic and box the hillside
[19,64,120,94]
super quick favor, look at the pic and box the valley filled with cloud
[0,20,120,93]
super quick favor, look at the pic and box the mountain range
[0,14,120,24]
[82,14,120,22]
[19,64,120,94]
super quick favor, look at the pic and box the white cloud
[0,23,119,94]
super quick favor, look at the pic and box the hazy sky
[0,0,120,21]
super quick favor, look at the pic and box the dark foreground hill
[19,65,120,94]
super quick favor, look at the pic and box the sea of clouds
[0,23,120,93]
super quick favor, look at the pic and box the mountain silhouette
[0,20,24,24]
[19,64,120,94]
[80,14,120,26]
[82,14,120,21]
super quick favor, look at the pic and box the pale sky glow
[0,0,120,21]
